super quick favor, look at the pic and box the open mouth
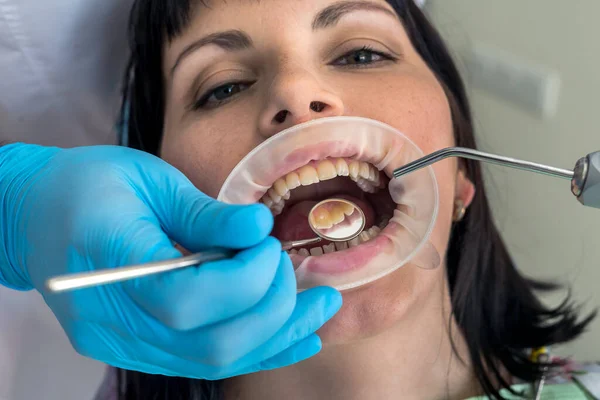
[260,156,399,274]
[217,116,440,290]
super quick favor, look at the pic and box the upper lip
[252,140,387,202]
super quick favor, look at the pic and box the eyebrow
[170,30,253,75]
[170,1,397,76]
[312,1,398,30]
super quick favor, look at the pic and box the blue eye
[194,82,251,110]
[333,46,395,67]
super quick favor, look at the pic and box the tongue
[272,194,376,242]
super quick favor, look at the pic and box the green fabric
[465,382,595,399]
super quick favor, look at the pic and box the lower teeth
[378,215,392,229]
[288,224,385,256]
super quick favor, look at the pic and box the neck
[224,283,480,400]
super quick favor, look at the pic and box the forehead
[187,0,397,21]
[164,0,401,61]
[177,0,398,39]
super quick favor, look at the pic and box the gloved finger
[131,250,297,366]
[123,237,282,329]
[256,333,322,372]
[66,318,322,381]
[214,334,323,379]
[81,192,182,271]
[226,286,342,369]
[63,319,210,378]
[145,177,273,251]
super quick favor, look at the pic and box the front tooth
[274,179,289,197]
[335,159,349,176]
[348,237,361,247]
[340,202,355,216]
[310,247,324,256]
[298,248,310,256]
[359,162,370,179]
[268,188,282,203]
[283,192,291,200]
[262,196,274,208]
[309,205,352,229]
[329,205,345,225]
[298,165,319,185]
[317,160,337,180]
[349,161,360,180]
[310,207,333,229]
[359,231,371,242]
[285,172,301,190]
[289,249,298,254]
[323,243,336,254]
[335,241,349,251]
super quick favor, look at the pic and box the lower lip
[289,222,399,274]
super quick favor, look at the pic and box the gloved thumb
[144,172,274,251]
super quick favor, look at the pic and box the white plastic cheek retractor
[218,116,440,291]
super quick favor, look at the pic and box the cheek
[161,112,261,198]
[344,71,458,253]
[343,70,455,153]
[428,158,459,261]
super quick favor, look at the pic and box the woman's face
[160,0,473,343]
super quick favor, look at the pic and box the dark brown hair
[117,1,595,398]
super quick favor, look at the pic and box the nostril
[310,101,326,112]
[273,110,288,124]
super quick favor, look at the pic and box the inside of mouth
[261,157,397,256]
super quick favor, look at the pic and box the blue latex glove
[0,143,342,379]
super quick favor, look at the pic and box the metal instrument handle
[46,237,324,293]
[393,147,574,180]
[46,249,235,293]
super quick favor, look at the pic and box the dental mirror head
[308,198,365,242]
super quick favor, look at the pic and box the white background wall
[425,1,600,360]
[0,0,130,398]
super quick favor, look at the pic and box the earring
[453,200,467,222]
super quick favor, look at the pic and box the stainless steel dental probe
[392,147,600,209]
[46,198,367,293]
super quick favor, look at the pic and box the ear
[455,168,476,209]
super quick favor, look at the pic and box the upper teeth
[261,158,384,216]
[309,201,355,229]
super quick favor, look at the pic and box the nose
[258,69,345,138]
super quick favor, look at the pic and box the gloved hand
[0,143,342,379]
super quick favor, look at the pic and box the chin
[315,262,438,346]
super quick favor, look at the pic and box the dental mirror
[46,197,366,293]
[309,198,365,241]
[280,198,366,250]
